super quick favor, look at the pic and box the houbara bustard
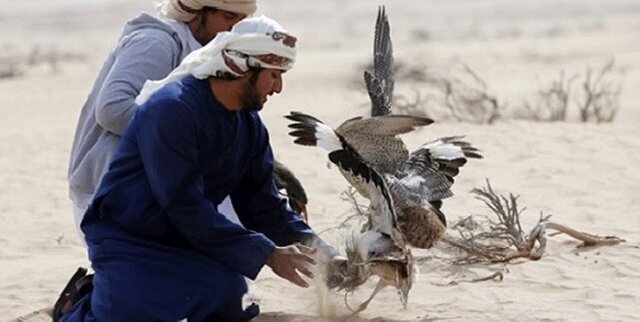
[287,6,482,250]
[305,118,414,314]
[285,6,482,313]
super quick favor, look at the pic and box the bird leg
[347,279,387,317]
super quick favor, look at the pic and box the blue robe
[63,76,317,322]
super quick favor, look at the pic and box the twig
[518,71,578,122]
[575,59,621,123]
[434,271,505,286]
[441,65,501,124]
[317,187,368,235]
[546,222,625,246]
[445,179,623,264]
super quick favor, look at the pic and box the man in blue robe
[58,15,340,322]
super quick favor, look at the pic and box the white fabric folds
[136,15,296,105]
[157,0,257,22]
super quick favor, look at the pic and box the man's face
[193,9,245,45]
[240,69,284,111]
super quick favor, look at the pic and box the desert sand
[2,0,640,321]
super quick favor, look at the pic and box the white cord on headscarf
[135,15,296,105]
[157,0,257,22]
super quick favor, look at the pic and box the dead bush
[575,59,622,123]
[352,55,623,125]
[351,60,503,124]
[517,71,577,122]
[439,64,502,124]
[0,45,88,79]
[443,179,625,265]
[516,59,623,123]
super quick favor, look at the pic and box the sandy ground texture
[2,0,640,321]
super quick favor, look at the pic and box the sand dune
[3,0,640,321]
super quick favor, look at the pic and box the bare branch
[439,65,502,124]
[515,71,578,122]
[393,87,431,117]
[432,271,504,286]
[546,222,625,247]
[445,179,623,265]
[575,58,621,123]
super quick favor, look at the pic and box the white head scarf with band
[136,15,297,105]
[157,0,257,21]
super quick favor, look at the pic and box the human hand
[265,244,317,288]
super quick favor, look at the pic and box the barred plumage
[284,6,482,312]
[273,159,308,220]
[292,116,413,312]
[366,6,394,117]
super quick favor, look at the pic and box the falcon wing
[285,111,398,235]
[335,115,433,175]
[395,136,483,203]
[329,149,397,235]
[285,111,342,151]
[365,6,395,117]
[286,111,373,198]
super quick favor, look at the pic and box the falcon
[286,6,482,249]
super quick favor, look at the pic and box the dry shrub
[0,45,88,80]
[439,64,502,124]
[351,60,503,124]
[515,59,622,123]
[517,71,577,122]
[575,59,622,123]
[443,179,625,265]
[352,55,623,125]
[321,179,623,291]
[393,87,436,118]
[317,187,369,236]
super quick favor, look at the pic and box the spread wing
[285,111,343,151]
[365,6,394,117]
[335,115,433,175]
[329,149,397,235]
[285,111,397,235]
[395,136,483,203]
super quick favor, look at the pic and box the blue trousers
[61,235,259,322]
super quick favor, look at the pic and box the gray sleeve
[95,32,180,135]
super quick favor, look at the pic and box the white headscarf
[136,15,297,105]
[157,0,257,21]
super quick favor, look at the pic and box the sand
[2,0,640,321]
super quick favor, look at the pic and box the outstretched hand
[265,244,317,288]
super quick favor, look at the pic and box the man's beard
[240,71,264,111]
[194,8,214,45]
